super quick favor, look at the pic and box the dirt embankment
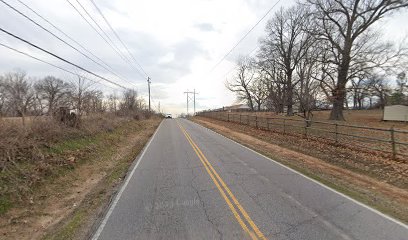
[0,117,162,240]
[193,116,408,223]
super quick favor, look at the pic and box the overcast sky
[1,0,407,115]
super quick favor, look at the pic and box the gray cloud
[194,23,215,32]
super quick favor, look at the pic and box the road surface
[92,119,408,240]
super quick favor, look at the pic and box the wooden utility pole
[147,77,151,112]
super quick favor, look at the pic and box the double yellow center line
[177,121,266,240]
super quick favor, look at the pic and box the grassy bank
[0,115,161,239]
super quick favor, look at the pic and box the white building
[383,105,408,122]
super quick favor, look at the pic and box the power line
[15,0,133,86]
[89,0,149,78]
[66,0,145,79]
[0,27,126,89]
[0,0,137,88]
[0,42,118,90]
[208,0,281,74]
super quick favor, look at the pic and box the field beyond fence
[197,111,408,160]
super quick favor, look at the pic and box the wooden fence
[197,111,408,160]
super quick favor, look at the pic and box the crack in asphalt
[190,168,224,240]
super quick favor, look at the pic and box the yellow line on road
[177,121,267,240]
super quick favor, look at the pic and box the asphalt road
[92,118,408,240]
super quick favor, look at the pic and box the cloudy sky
[0,0,407,115]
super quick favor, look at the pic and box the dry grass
[0,117,162,240]
[0,114,136,215]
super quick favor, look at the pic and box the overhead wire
[207,0,281,75]
[0,42,118,90]
[1,0,137,88]
[0,27,126,89]
[66,0,145,79]
[15,0,134,86]
[89,0,149,78]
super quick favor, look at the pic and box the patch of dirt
[193,117,408,223]
[0,118,161,240]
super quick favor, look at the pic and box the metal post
[283,119,286,134]
[391,127,396,159]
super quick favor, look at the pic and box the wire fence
[197,111,408,160]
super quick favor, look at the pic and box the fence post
[391,127,396,159]
[267,118,270,131]
[227,113,230,122]
[255,116,258,128]
[240,114,242,124]
[283,119,286,134]
[247,115,250,125]
[335,123,338,144]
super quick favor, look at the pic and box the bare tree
[107,92,119,114]
[306,0,408,120]
[260,5,314,115]
[257,53,286,113]
[69,76,93,126]
[225,56,256,110]
[251,74,268,111]
[2,71,34,125]
[120,89,139,115]
[366,74,391,108]
[294,47,321,121]
[34,76,70,115]
[83,90,104,114]
[0,76,5,117]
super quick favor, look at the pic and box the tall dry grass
[0,113,133,213]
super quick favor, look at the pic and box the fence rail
[197,111,408,160]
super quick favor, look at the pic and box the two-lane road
[92,119,408,240]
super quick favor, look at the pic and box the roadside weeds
[0,118,162,240]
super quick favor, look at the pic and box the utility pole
[193,89,198,115]
[184,90,198,116]
[147,77,151,112]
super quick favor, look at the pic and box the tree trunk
[286,72,294,116]
[286,87,293,116]
[329,95,345,121]
[329,45,351,121]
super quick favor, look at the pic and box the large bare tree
[306,0,408,120]
[2,71,34,125]
[34,76,70,115]
[225,56,256,110]
[260,5,314,115]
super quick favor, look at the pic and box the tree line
[226,0,408,121]
[0,70,147,125]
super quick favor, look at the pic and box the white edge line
[92,120,163,240]
[187,119,408,229]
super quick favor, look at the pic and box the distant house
[383,105,408,122]
[224,104,251,112]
